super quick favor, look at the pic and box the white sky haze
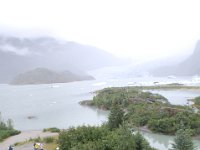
[0,0,200,61]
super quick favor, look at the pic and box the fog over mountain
[151,40,200,76]
[0,35,124,83]
[90,42,196,79]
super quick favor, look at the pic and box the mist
[1,0,200,61]
[1,2,200,150]
[0,34,129,83]
[0,0,200,83]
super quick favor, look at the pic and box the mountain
[0,36,123,83]
[10,68,94,85]
[151,40,200,76]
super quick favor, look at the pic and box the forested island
[10,68,94,85]
[80,85,200,136]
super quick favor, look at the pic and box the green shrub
[43,136,54,143]
[34,136,42,142]
[58,125,155,150]
[43,127,60,133]
[0,129,21,141]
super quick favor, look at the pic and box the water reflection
[142,131,200,150]
[142,132,173,150]
[147,90,200,105]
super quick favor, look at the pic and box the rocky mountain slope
[151,40,200,76]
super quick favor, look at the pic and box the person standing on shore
[40,143,43,150]
[33,143,36,150]
[8,145,13,150]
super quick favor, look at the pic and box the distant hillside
[10,68,94,85]
[151,40,200,76]
[0,36,124,83]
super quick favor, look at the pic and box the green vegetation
[87,87,168,110]
[43,127,60,133]
[108,104,124,130]
[81,87,200,135]
[31,136,57,143]
[193,96,200,105]
[0,113,20,141]
[191,96,200,110]
[171,129,194,150]
[43,136,55,143]
[124,99,200,135]
[135,132,152,150]
[58,125,155,150]
[58,104,156,150]
[13,136,58,150]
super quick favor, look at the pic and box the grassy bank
[0,113,20,141]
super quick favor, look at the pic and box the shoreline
[0,130,58,149]
[1,84,200,149]
[1,127,199,147]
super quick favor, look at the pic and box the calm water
[147,90,200,105]
[0,76,200,149]
[142,131,200,150]
[0,80,109,130]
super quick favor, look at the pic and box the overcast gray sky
[0,0,200,61]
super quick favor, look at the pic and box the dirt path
[0,130,58,150]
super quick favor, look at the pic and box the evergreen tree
[108,104,124,130]
[171,129,194,150]
[135,132,155,150]
[135,132,146,150]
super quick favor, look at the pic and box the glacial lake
[0,76,200,149]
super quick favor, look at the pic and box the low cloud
[0,44,30,55]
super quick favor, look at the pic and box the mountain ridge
[151,40,200,76]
